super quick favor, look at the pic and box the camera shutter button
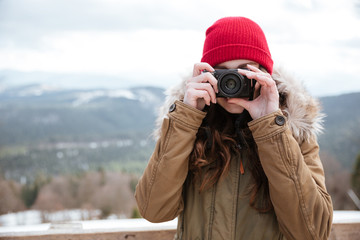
[169,103,176,112]
[275,115,286,126]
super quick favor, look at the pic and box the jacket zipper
[207,184,217,240]
[231,153,241,239]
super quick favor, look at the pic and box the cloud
[0,0,359,96]
[0,29,204,73]
[0,0,219,48]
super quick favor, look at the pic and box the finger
[193,62,215,77]
[253,81,261,97]
[237,69,274,88]
[189,72,219,93]
[246,64,263,73]
[199,90,212,106]
[254,76,279,98]
[187,82,217,103]
[186,88,212,106]
[254,74,276,89]
[238,64,271,79]
[237,68,269,79]
[237,68,256,78]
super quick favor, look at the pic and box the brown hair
[189,103,273,212]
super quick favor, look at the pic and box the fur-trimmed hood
[154,65,324,143]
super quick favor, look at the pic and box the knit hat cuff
[201,44,273,74]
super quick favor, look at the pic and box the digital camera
[205,69,256,98]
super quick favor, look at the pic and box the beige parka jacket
[135,66,333,240]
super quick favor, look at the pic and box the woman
[135,17,333,240]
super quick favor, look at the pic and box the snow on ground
[0,210,359,235]
[0,209,177,234]
[332,210,360,223]
[0,209,100,227]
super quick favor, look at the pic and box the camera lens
[225,78,237,90]
[215,69,252,98]
[219,73,242,97]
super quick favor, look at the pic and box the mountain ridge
[0,84,359,181]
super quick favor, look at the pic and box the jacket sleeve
[135,100,206,223]
[248,110,333,240]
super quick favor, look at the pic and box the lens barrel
[215,69,251,98]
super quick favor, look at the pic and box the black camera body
[207,69,255,98]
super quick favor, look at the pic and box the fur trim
[272,66,324,143]
[153,65,324,143]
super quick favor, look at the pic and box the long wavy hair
[188,103,273,213]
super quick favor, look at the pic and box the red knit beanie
[201,17,273,74]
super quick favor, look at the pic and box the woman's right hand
[183,63,219,111]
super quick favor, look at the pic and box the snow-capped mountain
[0,84,165,146]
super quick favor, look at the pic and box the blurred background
[0,0,360,227]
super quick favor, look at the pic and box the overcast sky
[0,0,359,96]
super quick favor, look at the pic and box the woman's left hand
[227,65,279,120]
